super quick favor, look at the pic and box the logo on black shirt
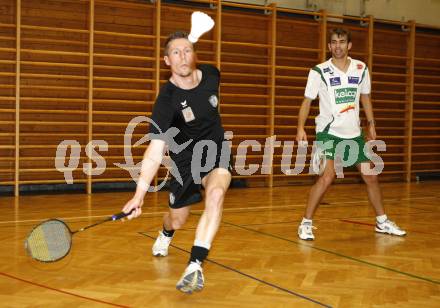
[209,95,218,108]
[182,107,195,122]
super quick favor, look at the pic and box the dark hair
[329,28,351,43]
[164,31,192,56]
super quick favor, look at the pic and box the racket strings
[25,220,72,262]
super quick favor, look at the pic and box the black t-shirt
[149,64,224,165]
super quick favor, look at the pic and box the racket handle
[111,209,135,221]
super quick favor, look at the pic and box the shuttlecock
[188,11,215,43]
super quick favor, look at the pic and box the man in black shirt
[122,31,231,294]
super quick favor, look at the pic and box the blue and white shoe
[375,219,406,236]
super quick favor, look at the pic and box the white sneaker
[152,231,173,257]
[375,219,406,236]
[176,261,204,294]
[298,222,316,241]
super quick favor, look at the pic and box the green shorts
[316,131,370,167]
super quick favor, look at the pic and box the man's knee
[206,187,226,208]
[170,218,185,230]
[168,212,188,230]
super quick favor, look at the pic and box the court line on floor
[1,208,433,233]
[134,209,437,235]
[1,207,436,237]
[234,210,440,236]
[219,219,440,285]
[139,232,332,308]
[0,196,437,226]
[0,271,130,307]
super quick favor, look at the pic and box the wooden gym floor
[0,182,439,307]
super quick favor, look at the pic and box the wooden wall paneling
[153,0,161,188]
[93,0,156,184]
[267,3,276,187]
[0,0,17,187]
[404,20,415,182]
[2,0,440,191]
[372,21,411,180]
[215,0,221,71]
[14,0,20,194]
[367,15,374,72]
[87,0,94,194]
[273,8,321,186]
[319,10,327,63]
[220,2,272,187]
[18,0,90,187]
[412,27,440,176]
[215,0,225,181]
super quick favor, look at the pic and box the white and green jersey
[304,57,371,138]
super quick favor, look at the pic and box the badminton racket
[24,209,134,263]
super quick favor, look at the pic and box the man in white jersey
[296,28,406,240]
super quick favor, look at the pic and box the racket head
[24,219,72,262]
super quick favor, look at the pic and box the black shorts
[168,152,232,209]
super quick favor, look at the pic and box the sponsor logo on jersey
[334,87,357,104]
[182,106,195,122]
[339,103,355,114]
[357,64,363,70]
[208,94,218,108]
[330,77,341,86]
[323,66,334,75]
[348,76,359,84]
[180,100,188,108]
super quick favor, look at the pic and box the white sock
[301,217,313,225]
[376,214,388,224]
[194,239,211,250]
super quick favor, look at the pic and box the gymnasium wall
[228,0,440,29]
[0,0,439,195]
